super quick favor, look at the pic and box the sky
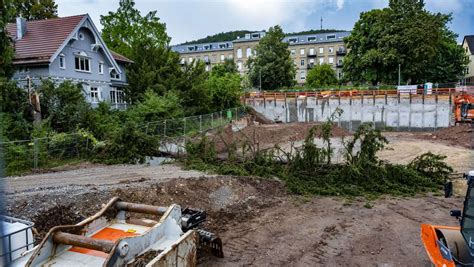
[56,0,473,45]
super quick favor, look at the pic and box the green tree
[207,67,242,111]
[179,61,212,115]
[0,80,32,140]
[128,90,183,124]
[14,0,57,20]
[344,0,467,84]
[248,25,296,90]
[210,59,238,76]
[100,0,169,58]
[0,0,14,78]
[306,64,338,88]
[36,80,90,133]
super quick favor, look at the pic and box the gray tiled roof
[171,41,234,54]
[464,35,474,54]
[171,31,351,54]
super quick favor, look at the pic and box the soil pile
[212,122,351,153]
[426,124,473,148]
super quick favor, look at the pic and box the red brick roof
[6,15,86,65]
[111,50,134,64]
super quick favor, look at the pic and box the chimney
[16,17,27,40]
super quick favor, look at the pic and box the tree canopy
[343,0,467,85]
[306,64,338,88]
[100,0,170,58]
[0,0,14,78]
[14,0,58,20]
[247,25,296,90]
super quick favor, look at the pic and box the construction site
[1,89,473,266]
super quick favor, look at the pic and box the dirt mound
[212,122,351,153]
[31,204,85,242]
[424,124,473,148]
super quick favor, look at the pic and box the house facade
[171,31,350,85]
[462,35,474,83]
[7,14,133,109]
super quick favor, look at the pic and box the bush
[408,152,453,184]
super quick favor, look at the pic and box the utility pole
[398,64,401,86]
[320,17,323,30]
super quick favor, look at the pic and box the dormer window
[326,34,336,40]
[110,69,120,80]
[59,54,65,69]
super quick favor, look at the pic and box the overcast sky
[56,0,473,45]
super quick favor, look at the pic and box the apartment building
[171,31,350,85]
[462,35,474,83]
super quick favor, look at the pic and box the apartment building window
[59,54,65,69]
[338,59,343,65]
[291,49,296,56]
[98,62,104,74]
[180,58,185,64]
[300,70,306,80]
[188,57,193,63]
[75,56,90,72]
[237,61,243,71]
[237,48,242,59]
[328,47,334,53]
[300,48,305,56]
[309,58,315,64]
[205,65,210,71]
[300,59,305,66]
[338,72,342,79]
[326,34,336,40]
[319,47,324,54]
[204,55,209,62]
[90,87,99,103]
[339,46,345,52]
[220,54,225,62]
[246,48,252,58]
[309,48,315,55]
[328,57,334,64]
[319,58,324,64]
[228,54,233,60]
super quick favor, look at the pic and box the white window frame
[75,56,91,72]
[309,48,315,55]
[328,57,334,64]
[237,48,242,59]
[319,47,324,54]
[246,48,252,58]
[110,69,121,80]
[291,49,296,56]
[300,59,305,66]
[328,47,334,53]
[319,57,324,64]
[300,48,305,56]
[98,62,104,74]
[109,87,125,105]
[90,87,99,103]
[59,54,66,69]
[237,61,243,71]
[300,70,306,80]
[220,54,225,62]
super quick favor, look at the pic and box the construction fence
[0,106,247,176]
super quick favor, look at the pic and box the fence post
[163,120,167,137]
[183,117,186,136]
[33,138,38,170]
[199,115,202,132]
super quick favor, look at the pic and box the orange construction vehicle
[421,170,474,266]
[454,93,474,124]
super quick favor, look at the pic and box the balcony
[307,53,317,58]
[336,62,343,68]
[307,64,315,69]
[336,49,346,55]
[204,59,211,65]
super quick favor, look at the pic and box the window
[338,72,342,79]
[79,33,84,40]
[110,69,120,80]
[188,57,193,63]
[300,48,305,56]
[237,61,243,71]
[300,59,305,66]
[329,57,334,64]
[329,47,334,53]
[228,54,233,60]
[110,88,125,104]
[237,48,242,59]
[59,54,65,69]
[180,58,185,64]
[319,58,324,64]
[98,62,104,74]
[204,55,209,62]
[326,34,336,40]
[308,37,316,42]
[246,48,252,58]
[319,47,324,54]
[75,56,90,72]
[338,59,343,65]
[309,48,315,55]
[300,70,306,80]
[220,54,225,62]
[205,65,210,71]
[291,49,295,56]
[90,87,99,103]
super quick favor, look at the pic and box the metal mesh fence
[0,106,248,176]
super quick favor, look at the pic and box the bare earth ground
[2,129,472,266]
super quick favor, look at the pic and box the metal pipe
[115,202,167,215]
[53,232,115,253]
